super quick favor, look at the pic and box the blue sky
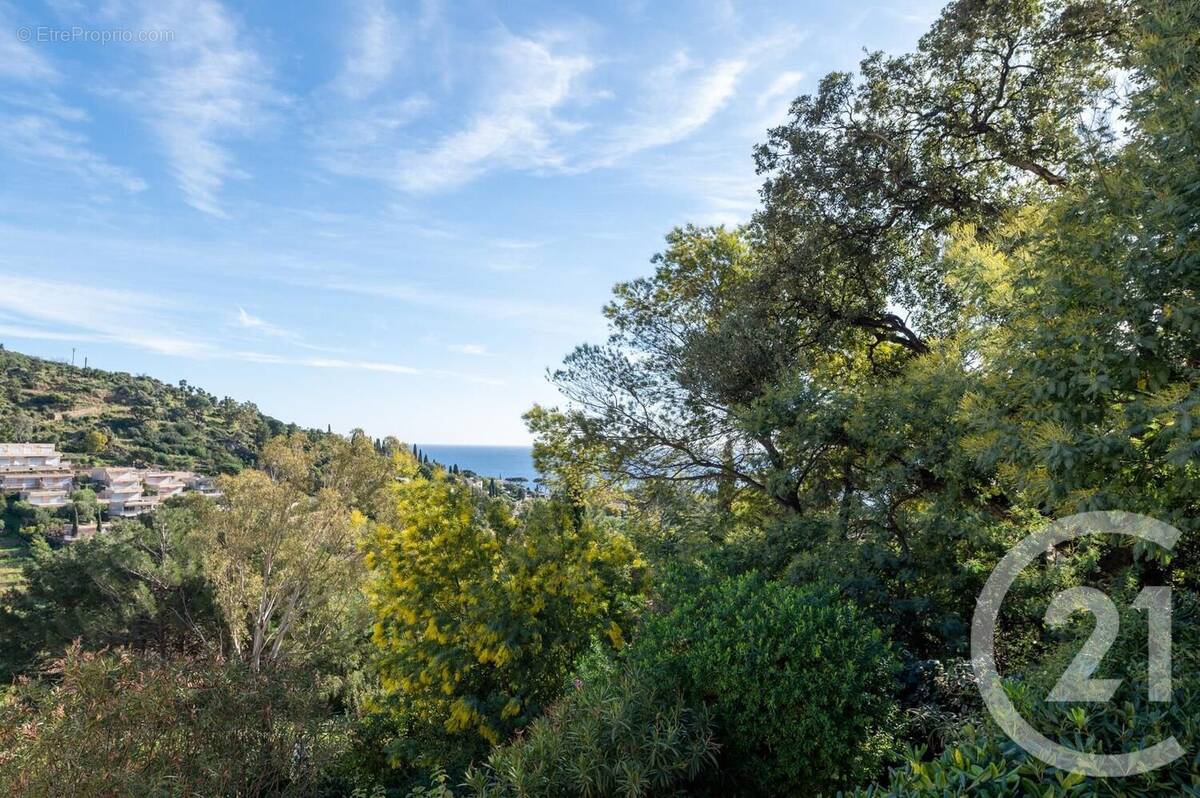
[0,0,943,444]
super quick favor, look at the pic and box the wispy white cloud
[235,306,294,338]
[310,274,599,336]
[431,369,504,386]
[229,353,503,386]
[846,3,940,30]
[0,274,209,357]
[310,0,435,179]
[318,26,766,194]
[0,113,146,192]
[448,343,487,355]
[757,69,804,110]
[481,238,545,273]
[0,11,144,195]
[0,323,103,344]
[634,142,761,227]
[0,12,57,81]
[314,95,429,176]
[490,237,544,251]
[603,27,808,224]
[232,350,419,375]
[0,90,87,121]
[391,31,592,191]
[122,0,281,216]
[586,53,746,167]
[379,40,748,189]
[308,4,818,203]
[337,0,405,98]
[0,273,497,384]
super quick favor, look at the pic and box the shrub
[632,572,899,796]
[0,510,220,680]
[366,483,640,744]
[0,645,334,796]
[852,675,1200,797]
[461,662,718,797]
[82,429,108,453]
[852,594,1200,797]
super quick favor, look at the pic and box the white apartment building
[0,443,74,508]
[143,470,189,499]
[90,467,147,517]
[185,474,221,497]
[0,443,64,468]
[89,466,216,517]
[2,443,221,519]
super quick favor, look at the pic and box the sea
[417,444,538,481]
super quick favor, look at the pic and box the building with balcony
[0,443,64,468]
[3,444,221,520]
[20,489,71,508]
[0,443,74,508]
[143,470,189,499]
[89,466,216,517]
[184,474,221,498]
[90,467,147,517]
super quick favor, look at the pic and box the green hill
[0,346,322,474]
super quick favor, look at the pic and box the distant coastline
[417,444,538,482]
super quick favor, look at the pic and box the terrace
[0,444,76,507]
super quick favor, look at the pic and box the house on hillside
[90,467,146,517]
[89,466,218,517]
[184,473,221,498]
[1,443,223,533]
[143,470,189,499]
[2,444,223,522]
[0,443,65,469]
[0,443,75,508]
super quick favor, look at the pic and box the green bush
[852,678,1200,797]
[0,510,220,680]
[853,596,1200,797]
[0,645,334,796]
[461,662,718,797]
[631,572,900,796]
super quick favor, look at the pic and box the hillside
[0,346,321,474]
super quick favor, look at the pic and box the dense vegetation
[0,346,316,473]
[0,531,25,591]
[2,0,1199,795]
